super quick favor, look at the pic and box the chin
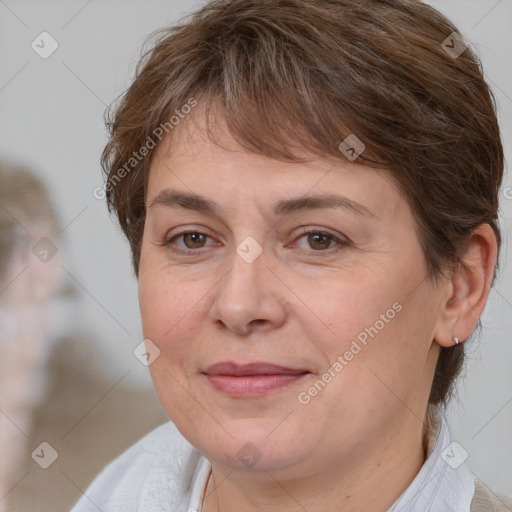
[196,421,308,469]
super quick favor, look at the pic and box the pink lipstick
[204,361,309,397]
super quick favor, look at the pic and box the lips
[204,361,308,377]
[203,361,310,397]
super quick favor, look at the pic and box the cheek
[300,273,401,349]
[138,270,207,424]
[303,270,428,396]
[138,267,208,363]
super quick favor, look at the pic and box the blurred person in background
[0,160,62,511]
[0,160,167,512]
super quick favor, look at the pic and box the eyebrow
[148,190,376,218]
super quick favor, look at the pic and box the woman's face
[138,114,447,479]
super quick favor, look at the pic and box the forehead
[147,109,404,221]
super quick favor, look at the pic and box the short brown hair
[101,0,503,408]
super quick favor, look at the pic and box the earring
[453,336,460,345]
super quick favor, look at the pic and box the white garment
[69,405,506,512]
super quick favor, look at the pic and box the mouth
[203,361,311,397]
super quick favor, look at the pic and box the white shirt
[70,405,484,512]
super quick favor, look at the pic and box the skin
[138,109,497,512]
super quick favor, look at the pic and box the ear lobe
[433,224,498,348]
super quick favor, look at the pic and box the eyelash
[160,227,349,255]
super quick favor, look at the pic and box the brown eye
[182,232,207,249]
[306,233,333,251]
[292,228,349,255]
[162,229,216,253]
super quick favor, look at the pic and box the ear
[433,224,498,348]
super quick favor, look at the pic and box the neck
[202,411,429,512]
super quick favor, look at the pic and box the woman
[0,161,62,512]
[71,0,511,510]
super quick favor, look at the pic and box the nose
[208,242,287,336]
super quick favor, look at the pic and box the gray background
[0,0,511,505]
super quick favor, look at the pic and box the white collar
[388,403,475,511]
[189,455,212,511]
[188,404,475,512]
